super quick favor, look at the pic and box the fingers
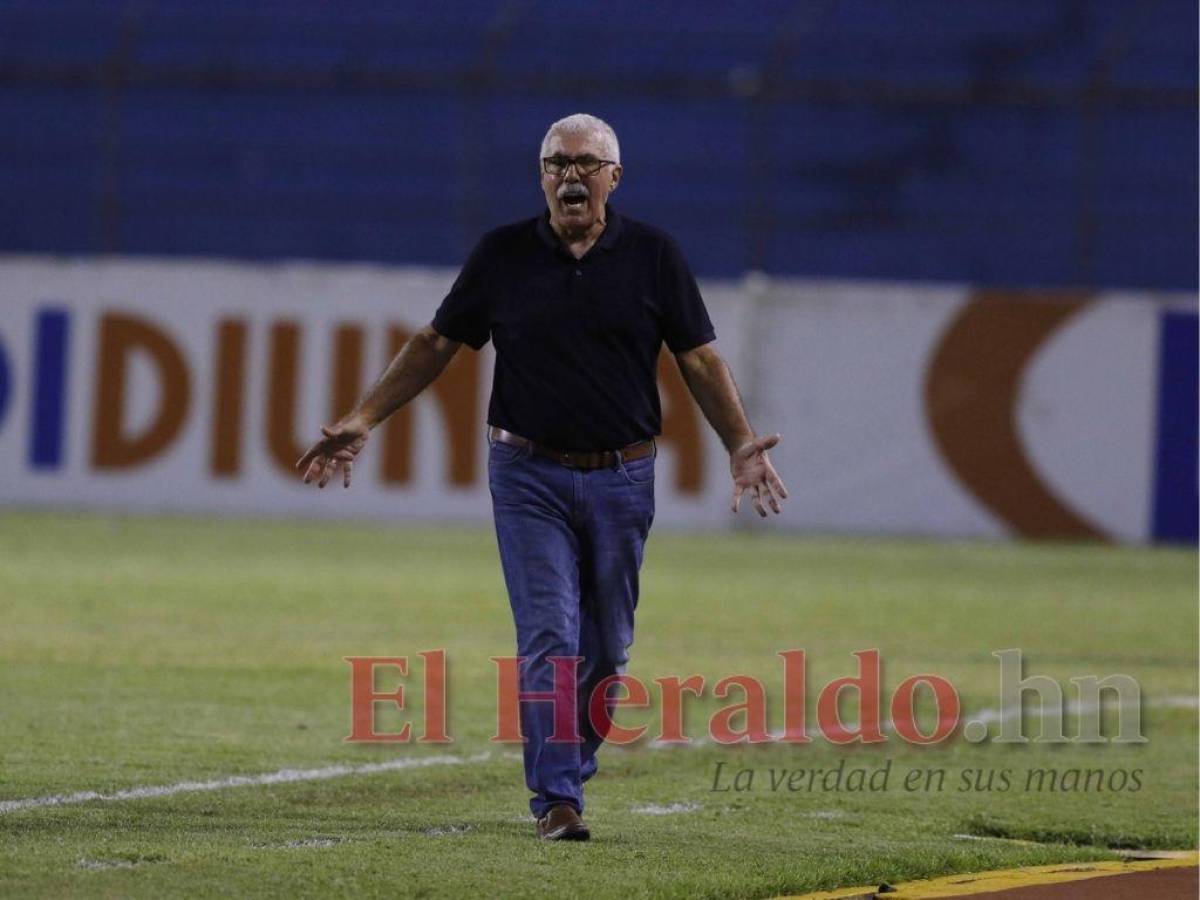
[315,448,360,489]
[317,455,337,488]
[770,473,789,500]
[754,433,781,452]
[296,443,321,473]
[735,479,786,516]
[302,457,324,484]
[300,452,355,489]
[298,424,342,473]
[298,421,368,486]
[752,484,768,518]
[764,480,782,514]
[734,433,782,461]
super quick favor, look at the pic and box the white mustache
[558,186,590,200]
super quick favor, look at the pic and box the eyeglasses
[542,155,617,177]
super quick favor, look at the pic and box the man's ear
[610,164,622,191]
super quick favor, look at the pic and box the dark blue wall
[0,1,1195,289]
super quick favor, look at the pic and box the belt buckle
[560,451,571,467]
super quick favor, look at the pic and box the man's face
[540,130,622,236]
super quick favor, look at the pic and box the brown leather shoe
[535,804,590,841]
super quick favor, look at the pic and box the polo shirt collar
[537,204,623,258]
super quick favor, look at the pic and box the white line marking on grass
[951,833,1034,844]
[647,737,706,750]
[647,693,1197,748]
[955,834,1198,858]
[5,695,1195,814]
[1148,695,1199,709]
[0,752,492,815]
[77,858,140,870]
[966,692,1199,726]
[424,824,474,836]
[631,801,701,815]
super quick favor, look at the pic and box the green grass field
[1,511,1195,898]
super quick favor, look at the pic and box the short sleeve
[657,236,716,353]
[432,238,493,349]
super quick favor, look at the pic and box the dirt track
[786,853,1199,899]
[946,863,1197,899]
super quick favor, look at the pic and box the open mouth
[560,191,589,209]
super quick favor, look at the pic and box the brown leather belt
[488,426,655,470]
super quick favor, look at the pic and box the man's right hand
[296,413,371,489]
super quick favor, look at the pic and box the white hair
[539,113,620,164]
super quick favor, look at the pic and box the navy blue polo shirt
[431,206,715,451]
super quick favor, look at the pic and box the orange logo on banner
[924,291,1105,541]
[380,326,481,486]
[211,318,247,476]
[92,314,192,469]
[104,312,704,491]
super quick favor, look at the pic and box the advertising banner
[0,256,1192,542]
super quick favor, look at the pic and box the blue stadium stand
[0,0,1195,289]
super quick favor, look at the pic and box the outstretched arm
[296,324,461,488]
[674,342,789,517]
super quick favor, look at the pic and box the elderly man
[297,113,787,841]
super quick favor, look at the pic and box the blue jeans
[487,435,656,818]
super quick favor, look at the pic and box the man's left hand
[731,434,789,517]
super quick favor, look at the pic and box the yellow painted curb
[780,850,1199,899]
